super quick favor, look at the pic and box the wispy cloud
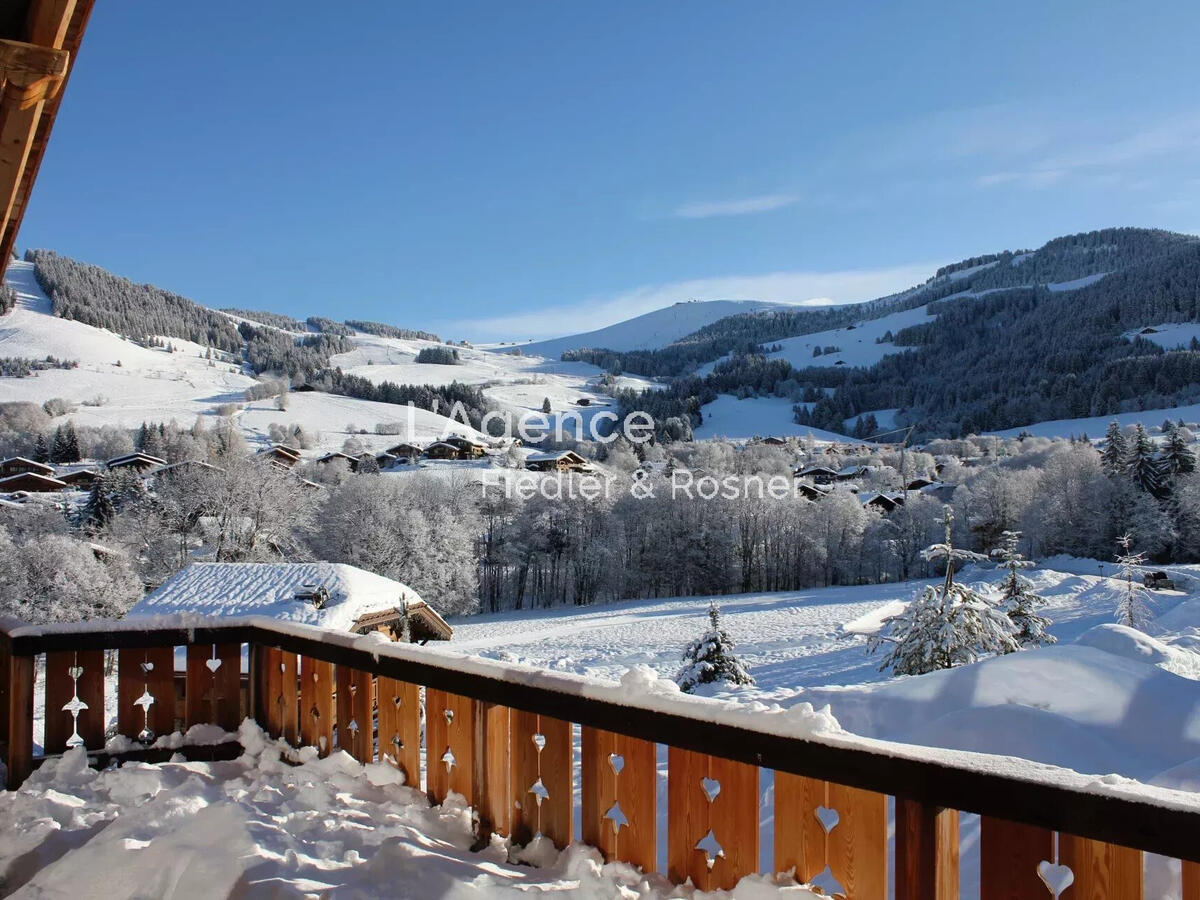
[443,262,938,342]
[670,192,800,219]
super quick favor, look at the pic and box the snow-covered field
[988,402,1200,440]
[0,261,653,457]
[693,394,852,442]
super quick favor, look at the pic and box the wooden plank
[1058,834,1142,900]
[184,643,240,731]
[509,710,572,849]
[980,817,1053,900]
[299,656,334,756]
[4,653,33,788]
[1183,860,1200,900]
[774,772,827,881]
[895,798,958,900]
[335,664,374,764]
[43,649,103,753]
[376,676,420,787]
[477,701,510,838]
[259,647,298,745]
[826,782,887,900]
[425,689,475,806]
[116,646,175,742]
[581,727,657,873]
[666,746,758,892]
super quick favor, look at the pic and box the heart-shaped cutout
[391,735,403,749]
[140,661,154,674]
[392,695,403,709]
[444,708,454,725]
[532,733,546,751]
[205,658,222,673]
[815,805,840,834]
[1037,861,1074,896]
[67,666,83,679]
[608,753,624,775]
[701,777,721,803]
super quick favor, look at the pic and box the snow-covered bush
[676,602,754,693]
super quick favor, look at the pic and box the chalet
[758,436,787,446]
[57,468,99,489]
[525,450,591,473]
[425,441,465,460]
[385,442,423,462]
[315,450,357,467]
[860,491,904,513]
[0,457,54,478]
[443,436,488,458]
[129,562,452,643]
[576,398,591,407]
[106,452,168,473]
[796,481,832,501]
[795,465,838,485]
[374,451,399,469]
[0,472,67,493]
[906,476,937,491]
[836,464,870,481]
[257,445,302,469]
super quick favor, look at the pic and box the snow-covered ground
[1124,322,1200,351]
[765,303,934,371]
[693,394,853,442]
[0,720,819,898]
[988,402,1200,440]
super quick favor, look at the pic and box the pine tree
[1114,534,1152,628]
[50,425,69,463]
[541,397,552,415]
[1125,424,1163,495]
[676,602,755,693]
[869,506,1017,675]
[1100,420,1128,476]
[33,433,49,464]
[990,531,1055,649]
[81,475,115,534]
[1161,424,1196,477]
[62,421,80,462]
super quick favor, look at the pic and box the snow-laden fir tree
[990,530,1055,649]
[676,602,755,693]
[1114,533,1153,628]
[1100,420,1128,476]
[1160,424,1196,477]
[1125,424,1164,495]
[33,433,48,464]
[81,474,115,534]
[869,505,1018,676]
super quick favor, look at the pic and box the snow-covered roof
[106,452,168,468]
[837,464,870,477]
[152,460,224,477]
[0,456,54,473]
[0,472,67,491]
[129,562,442,634]
[526,450,587,463]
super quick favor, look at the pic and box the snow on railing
[2,615,1199,899]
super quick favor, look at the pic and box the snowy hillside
[514,299,791,359]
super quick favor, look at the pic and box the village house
[0,471,68,493]
[836,464,871,481]
[795,464,838,485]
[106,451,168,473]
[859,491,905,513]
[56,468,100,489]
[443,435,488,458]
[525,450,591,473]
[0,457,55,479]
[129,562,452,643]
[315,450,357,467]
[757,436,787,446]
[424,441,467,460]
[257,445,302,469]
[795,481,832,501]
[905,476,937,491]
[385,442,423,462]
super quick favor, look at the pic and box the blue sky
[19,1,1200,341]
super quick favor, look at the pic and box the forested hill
[606,227,1200,438]
[568,227,1199,378]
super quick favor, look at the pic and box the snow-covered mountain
[513,299,792,359]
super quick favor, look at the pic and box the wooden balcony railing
[2,615,1199,899]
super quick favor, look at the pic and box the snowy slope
[766,302,935,370]
[693,394,853,442]
[988,402,1200,439]
[514,299,792,359]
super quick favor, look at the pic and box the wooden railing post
[2,649,33,788]
[44,648,103,753]
[581,727,657,873]
[980,816,1053,900]
[1184,860,1200,900]
[185,643,240,732]
[509,710,572,849]
[335,664,374,764]
[376,676,420,786]
[1059,834,1143,900]
[426,689,476,807]
[116,646,175,742]
[667,747,758,891]
[895,798,958,900]
[299,656,334,756]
